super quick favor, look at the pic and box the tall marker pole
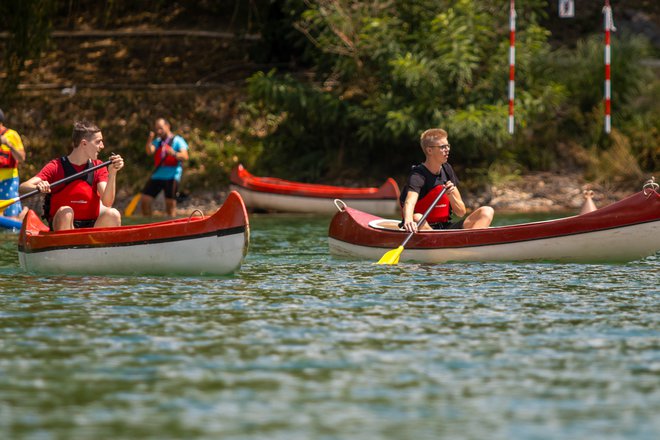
[603,0,615,134]
[508,0,516,134]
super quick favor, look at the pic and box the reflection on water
[0,214,658,439]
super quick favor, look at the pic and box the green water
[0,213,658,439]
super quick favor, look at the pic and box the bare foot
[580,189,597,215]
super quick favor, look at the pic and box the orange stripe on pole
[508,0,515,134]
[603,0,614,134]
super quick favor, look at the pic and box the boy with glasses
[399,128,494,232]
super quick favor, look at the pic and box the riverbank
[128,171,640,218]
[467,172,636,214]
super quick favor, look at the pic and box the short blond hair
[420,128,448,150]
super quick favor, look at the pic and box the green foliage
[240,0,658,183]
[532,33,658,172]
[245,70,357,180]
[586,130,644,188]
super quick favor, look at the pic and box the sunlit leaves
[389,53,441,90]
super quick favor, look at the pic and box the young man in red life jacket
[140,117,189,217]
[400,128,494,233]
[19,120,124,231]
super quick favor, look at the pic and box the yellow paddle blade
[0,198,19,212]
[377,246,404,265]
[123,193,141,217]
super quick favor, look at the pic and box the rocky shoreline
[466,172,636,214]
[127,172,643,218]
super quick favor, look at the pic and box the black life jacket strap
[60,156,94,186]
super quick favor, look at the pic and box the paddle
[0,159,113,212]
[377,186,448,265]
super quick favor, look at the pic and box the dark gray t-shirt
[399,163,459,206]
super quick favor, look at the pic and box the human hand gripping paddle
[0,159,113,212]
[377,186,449,265]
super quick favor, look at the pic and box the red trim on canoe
[329,190,660,249]
[230,164,400,200]
[19,191,249,252]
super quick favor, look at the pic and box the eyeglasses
[428,144,450,150]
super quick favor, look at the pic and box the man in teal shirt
[141,118,189,217]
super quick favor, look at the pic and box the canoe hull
[328,190,660,264]
[18,191,250,276]
[230,164,400,216]
[19,231,246,275]
[330,220,660,263]
[230,184,399,216]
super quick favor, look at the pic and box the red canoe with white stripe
[329,188,660,264]
[18,191,249,276]
[230,164,400,216]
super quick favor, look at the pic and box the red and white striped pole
[508,0,516,134]
[603,0,615,134]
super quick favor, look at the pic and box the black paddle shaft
[19,159,113,202]
[400,186,448,248]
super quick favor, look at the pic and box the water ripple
[0,216,658,439]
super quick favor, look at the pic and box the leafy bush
[240,0,658,184]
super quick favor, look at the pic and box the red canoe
[230,164,400,216]
[18,191,250,276]
[328,186,660,263]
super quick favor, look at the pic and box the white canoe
[229,164,401,216]
[18,191,250,276]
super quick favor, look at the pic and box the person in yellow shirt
[0,108,27,219]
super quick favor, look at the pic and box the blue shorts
[0,176,22,217]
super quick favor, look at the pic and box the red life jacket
[45,157,100,221]
[154,136,180,167]
[414,184,451,224]
[0,127,18,169]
